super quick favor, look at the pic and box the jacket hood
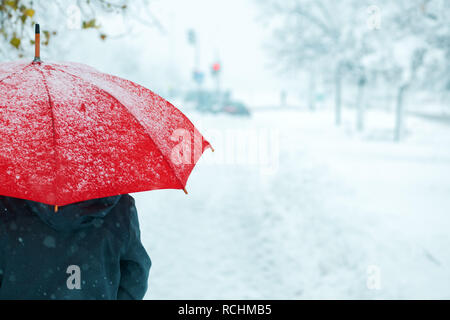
[22,195,122,232]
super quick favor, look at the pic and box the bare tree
[258,0,374,125]
[0,0,160,60]
[382,0,447,140]
[259,0,450,141]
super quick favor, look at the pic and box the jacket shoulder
[103,194,138,253]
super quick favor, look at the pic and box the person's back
[0,194,151,300]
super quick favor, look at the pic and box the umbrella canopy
[0,27,211,207]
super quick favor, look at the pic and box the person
[0,194,151,300]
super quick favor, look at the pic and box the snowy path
[135,109,450,299]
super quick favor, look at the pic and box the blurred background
[1,0,450,298]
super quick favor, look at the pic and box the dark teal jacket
[0,194,151,300]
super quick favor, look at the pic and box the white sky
[149,0,289,91]
[64,0,300,105]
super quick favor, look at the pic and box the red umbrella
[0,25,212,210]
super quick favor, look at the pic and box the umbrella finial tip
[183,188,188,195]
[33,23,41,63]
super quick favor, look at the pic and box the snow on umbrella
[0,24,212,210]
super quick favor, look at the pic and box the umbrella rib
[0,63,33,85]
[36,67,60,204]
[55,68,186,191]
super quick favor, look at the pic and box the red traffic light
[212,62,221,72]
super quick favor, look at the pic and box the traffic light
[211,62,221,76]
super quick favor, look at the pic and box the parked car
[184,90,251,117]
[222,100,251,116]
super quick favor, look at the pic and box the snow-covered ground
[134,107,450,299]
